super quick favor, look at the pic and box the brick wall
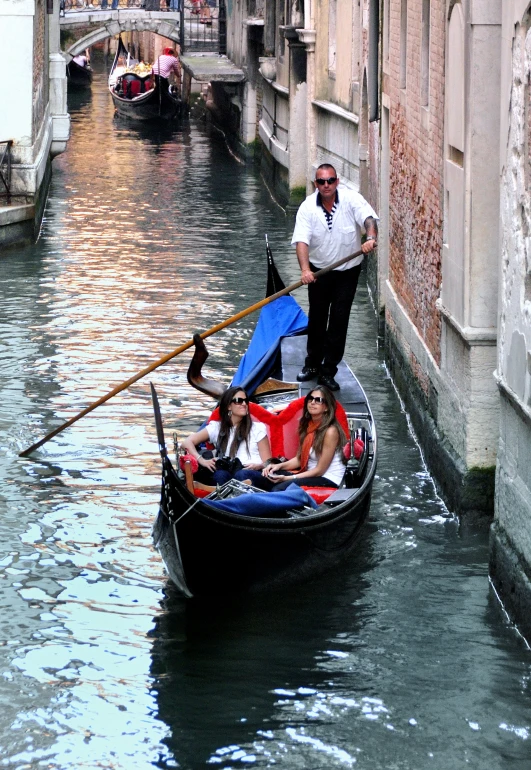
[33,0,48,140]
[387,0,445,363]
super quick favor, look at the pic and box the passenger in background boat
[72,53,89,69]
[181,386,274,491]
[292,163,379,391]
[152,48,182,93]
[263,387,347,491]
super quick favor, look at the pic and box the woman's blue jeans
[212,468,273,491]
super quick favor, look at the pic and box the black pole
[218,0,226,55]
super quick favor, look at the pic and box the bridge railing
[61,1,146,11]
[180,1,224,54]
[60,1,227,56]
[61,1,226,55]
[0,140,13,206]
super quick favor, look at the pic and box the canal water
[0,61,529,770]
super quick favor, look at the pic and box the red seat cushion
[207,398,349,459]
[193,487,212,499]
[301,487,337,504]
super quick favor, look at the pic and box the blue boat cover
[206,484,318,516]
[231,295,307,395]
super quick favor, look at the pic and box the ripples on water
[0,62,529,769]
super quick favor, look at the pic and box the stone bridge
[60,9,180,59]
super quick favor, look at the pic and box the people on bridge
[152,47,182,93]
[292,163,379,391]
[100,0,119,8]
[181,387,274,491]
[262,387,347,491]
[200,0,214,24]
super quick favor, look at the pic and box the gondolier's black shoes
[296,366,319,382]
[318,373,340,391]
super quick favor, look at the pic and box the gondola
[66,58,93,88]
[151,247,378,598]
[108,38,182,121]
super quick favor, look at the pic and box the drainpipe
[368,0,379,122]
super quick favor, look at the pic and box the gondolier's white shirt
[291,186,378,271]
[206,421,268,465]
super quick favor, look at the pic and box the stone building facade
[490,0,531,641]
[0,0,69,249]
[255,0,380,211]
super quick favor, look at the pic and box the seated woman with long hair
[181,386,273,490]
[262,387,347,492]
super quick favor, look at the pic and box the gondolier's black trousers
[305,262,362,377]
[154,74,170,92]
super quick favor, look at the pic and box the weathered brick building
[380,0,501,525]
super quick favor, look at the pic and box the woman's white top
[206,421,267,465]
[307,447,345,486]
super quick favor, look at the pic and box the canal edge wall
[1,1,69,252]
[0,158,51,251]
[383,283,496,529]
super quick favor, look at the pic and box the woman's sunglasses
[231,397,249,405]
[315,177,337,185]
[307,395,325,404]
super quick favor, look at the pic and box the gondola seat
[301,487,339,504]
[197,397,352,502]
[206,397,349,458]
[129,79,141,97]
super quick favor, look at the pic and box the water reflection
[150,559,374,768]
[0,55,529,770]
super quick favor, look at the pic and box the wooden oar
[18,248,367,457]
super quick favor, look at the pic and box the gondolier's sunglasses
[315,177,337,185]
[307,395,326,403]
[231,397,249,405]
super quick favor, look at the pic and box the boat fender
[343,437,364,461]
[179,454,199,474]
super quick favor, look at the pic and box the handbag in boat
[197,449,243,477]
[215,456,244,475]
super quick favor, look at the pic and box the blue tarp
[207,484,318,517]
[231,295,307,395]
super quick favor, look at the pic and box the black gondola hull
[110,87,182,121]
[151,255,377,598]
[153,455,373,598]
[67,60,93,88]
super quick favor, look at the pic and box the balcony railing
[0,140,13,206]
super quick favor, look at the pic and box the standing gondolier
[152,48,182,93]
[292,164,378,391]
